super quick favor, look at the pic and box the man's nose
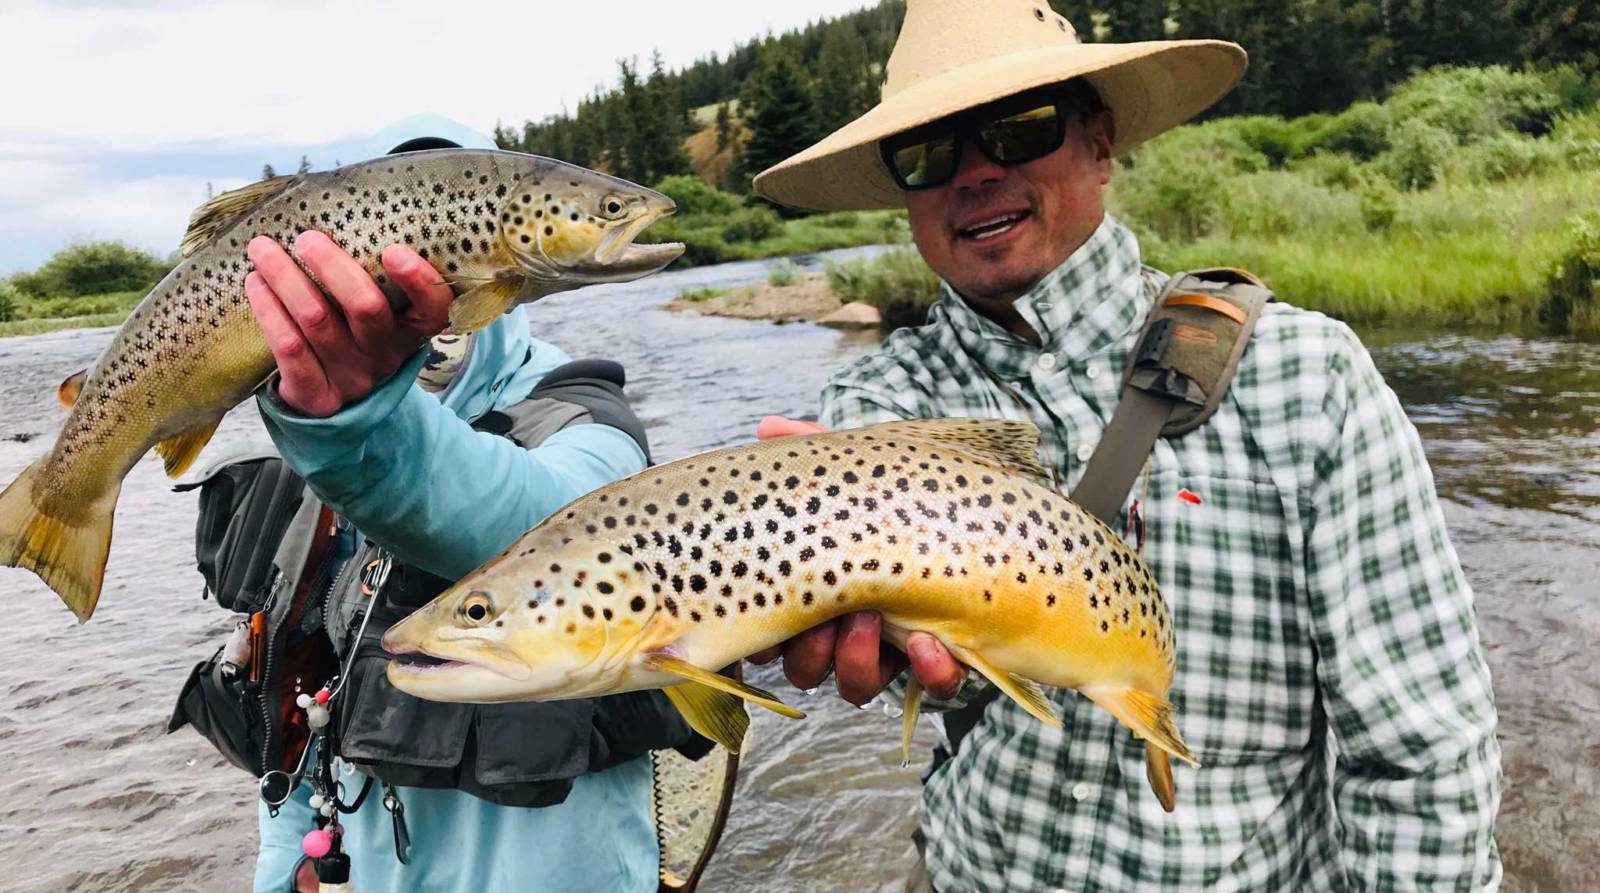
[948,135,1006,190]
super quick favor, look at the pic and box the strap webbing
[1069,387,1174,525]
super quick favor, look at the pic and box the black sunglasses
[879,87,1100,190]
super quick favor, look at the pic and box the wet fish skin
[383,418,1197,810]
[0,149,684,622]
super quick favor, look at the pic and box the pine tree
[737,42,820,190]
[261,163,276,180]
[813,22,874,134]
[297,155,312,174]
[646,50,692,180]
[715,101,735,153]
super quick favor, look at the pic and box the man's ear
[1087,110,1116,184]
[1089,110,1116,163]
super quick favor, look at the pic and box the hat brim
[753,40,1247,211]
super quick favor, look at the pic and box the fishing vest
[170,359,705,808]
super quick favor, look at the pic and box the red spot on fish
[1177,489,1202,505]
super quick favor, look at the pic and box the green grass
[1133,169,1600,331]
[0,289,145,338]
[0,311,129,338]
[674,286,731,304]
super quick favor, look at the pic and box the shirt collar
[935,214,1152,379]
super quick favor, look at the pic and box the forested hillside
[493,0,1597,192]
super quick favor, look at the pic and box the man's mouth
[956,210,1031,241]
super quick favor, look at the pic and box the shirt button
[1071,782,1091,801]
[1085,364,1101,380]
[1076,443,1094,462]
[1036,352,1057,372]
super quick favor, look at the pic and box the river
[0,247,1594,892]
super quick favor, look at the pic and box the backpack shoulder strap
[1070,268,1273,523]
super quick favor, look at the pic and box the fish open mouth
[597,206,684,272]
[388,652,470,674]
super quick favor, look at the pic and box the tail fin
[0,459,117,622]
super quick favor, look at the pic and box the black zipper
[255,570,290,776]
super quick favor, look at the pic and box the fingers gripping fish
[0,149,683,622]
[383,418,1198,811]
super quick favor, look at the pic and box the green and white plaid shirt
[819,217,1501,891]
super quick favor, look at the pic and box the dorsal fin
[180,176,298,256]
[860,418,1051,482]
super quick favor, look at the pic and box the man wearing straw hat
[749,1,1502,889]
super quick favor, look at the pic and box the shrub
[1376,121,1455,190]
[652,175,741,216]
[1221,115,1299,166]
[1456,133,1561,183]
[1355,174,1400,233]
[0,281,18,323]
[720,206,784,242]
[1553,107,1600,170]
[1288,151,1361,189]
[813,211,861,228]
[1385,65,1576,143]
[1294,101,1391,160]
[11,241,172,298]
[825,248,942,329]
[767,258,800,287]
[1218,170,1363,238]
[1541,214,1600,334]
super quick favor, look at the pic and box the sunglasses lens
[978,103,1062,164]
[889,136,957,188]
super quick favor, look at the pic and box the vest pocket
[338,653,473,769]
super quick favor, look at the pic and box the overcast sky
[0,0,879,273]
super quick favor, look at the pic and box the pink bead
[302,829,333,859]
[314,688,331,705]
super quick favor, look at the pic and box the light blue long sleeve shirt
[252,308,657,892]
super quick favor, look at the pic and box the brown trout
[383,418,1198,810]
[0,149,683,622]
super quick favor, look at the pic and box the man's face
[903,109,1115,313]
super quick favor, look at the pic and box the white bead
[308,793,325,810]
[307,705,331,729]
[296,693,313,709]
[319,803,334,817]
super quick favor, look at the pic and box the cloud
[1,0,879,269]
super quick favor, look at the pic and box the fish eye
[459,591,495,625]
[599,195,628,220]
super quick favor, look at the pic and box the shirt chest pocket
[1137,471,1317,765]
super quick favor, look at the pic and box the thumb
[757,415,828,441]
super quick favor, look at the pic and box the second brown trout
[0,149,683,622]
[383,418,1198,810]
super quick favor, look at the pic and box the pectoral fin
[643,654,805,720]
[662,683,749,753]
[948,646,1060,728]
[154,416,223,478]
[447,273,525,334]
[57,369,87,408]
[900,677,924,768]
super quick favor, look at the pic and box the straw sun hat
[753,0,1247,211]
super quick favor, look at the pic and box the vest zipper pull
[382,782,411,865]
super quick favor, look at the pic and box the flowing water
[0,248,1594,892]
